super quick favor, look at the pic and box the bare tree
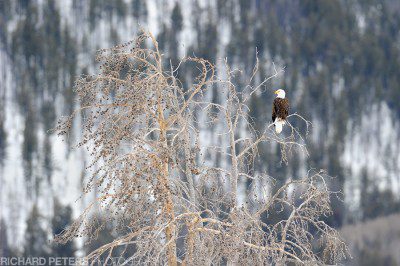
[55,31,348,265]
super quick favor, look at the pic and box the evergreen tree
[0,114,6,164]
[61,24,77,117]
[51,200,76,257]
[169,2,183,63]
[24,205,50,257]
[132,0,147,20]
[84,215,115,258]
[0,219,11,256]
[22,101,37,187]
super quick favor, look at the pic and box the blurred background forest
[0,0,400,265]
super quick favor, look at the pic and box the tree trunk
[158,100,177,266]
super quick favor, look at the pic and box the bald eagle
[272,89,289,134]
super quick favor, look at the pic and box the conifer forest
[1,0,400,265]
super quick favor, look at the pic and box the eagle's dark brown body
[272,98,289,122]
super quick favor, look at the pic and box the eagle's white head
[274,89,286,99]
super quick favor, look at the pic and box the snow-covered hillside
[1,0,400,256]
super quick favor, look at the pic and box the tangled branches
[55,31,347,265]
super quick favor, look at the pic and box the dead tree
[55,31,348,265]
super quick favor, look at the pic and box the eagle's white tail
[274,118,285,134]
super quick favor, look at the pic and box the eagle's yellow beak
[274,90,278,94]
